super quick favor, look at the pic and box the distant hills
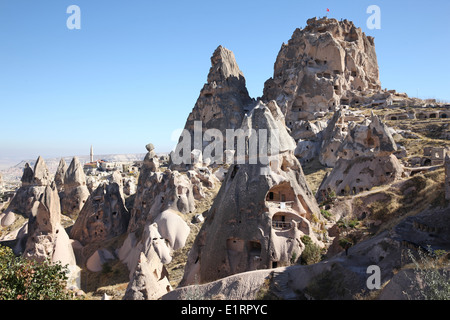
[0,153,147,183]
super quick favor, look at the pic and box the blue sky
[0,0,449,168]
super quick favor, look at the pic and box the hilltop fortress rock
[180,100,324,286]
[263,17,381,126]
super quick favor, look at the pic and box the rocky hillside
[1,16,449,301]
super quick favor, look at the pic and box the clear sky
[0,0,449,168]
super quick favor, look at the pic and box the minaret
[90,145,94,163]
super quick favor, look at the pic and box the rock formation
[120,223,172,300]
[32,156,50,186]
[22,183,77,266]
[60,157,90,218]
[5,157,51,218]
[154,208,190,251]
[70,181,130,245]
[128,146,196,233]
[122,252,172,300]
[262,17,381,126]
[292,120,326,165]
[171,45,253,167]
[180,100,324,286]
[319,109,348,167]
[54,158,67,193]
[317,113,405,200]
[21,163,34,186]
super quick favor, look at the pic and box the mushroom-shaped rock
[154,209,190,250]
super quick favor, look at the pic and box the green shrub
[0,245,72,300]
[320,209,332,220]
[300,240,322,265]
[301,235,312,246]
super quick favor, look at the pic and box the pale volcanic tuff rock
[32,156,50,186]
[180,100,323,286]
[263,17,381,126]
[317,113,404,200]
[22,183,77,269]
[120,223,173,300]
[60,157,90,218]
[128,149,196,233]
[54,158,67,193]
[70,181,130,246]
[4,157,52,220]
[319,109,348,167]
[171,45,253,166]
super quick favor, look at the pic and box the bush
[0,245,72,300]
[405,247,450,300]
[320,209,332,220]
[300,238,322,265]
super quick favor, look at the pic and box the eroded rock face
[154,209,190,251]
[263,17,381,126]
[171,45,253,167]
[317,114,404,200]
[70,181,130,245]
[121,223,173,300]
[6,157,51,217]
[123,252,172,300]
[60,157,90,218]
[32,156,50,186]
[180,100,323,286]
[128,165,195,234]
[338,113,397,160]
[23,183,77,269]
[54,158,67,193]
[319,109,348,167]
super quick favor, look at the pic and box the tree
[0,245,73,300]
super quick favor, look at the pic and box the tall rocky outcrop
[171,45,253,167]
[263,17,381,126]
[6,157,51,218]
[128,145,196,234]
[22,183,77,267]
[121,223,172,300]
[70,181,130,245]
[60,157,90,218]
[180,100,324,286]
[54,158,67,193]
[20,182,80,289]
